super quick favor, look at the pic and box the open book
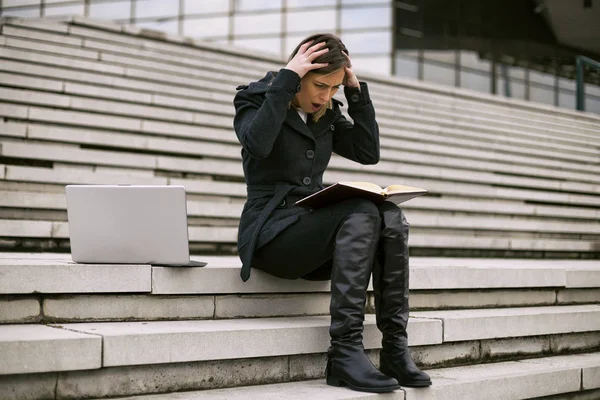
[295,181,427,209]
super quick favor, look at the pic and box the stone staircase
[0,16,599,400]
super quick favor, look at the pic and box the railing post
[576,56,585,111]
[501,64,511,98]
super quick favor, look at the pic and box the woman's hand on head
[342,52,360,89]
[285,41,329,78]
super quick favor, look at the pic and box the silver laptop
[65,185,206,267]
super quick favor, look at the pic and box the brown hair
[289,33,351,122]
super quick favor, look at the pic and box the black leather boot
[374,203,431,387]
[326,212,400,393]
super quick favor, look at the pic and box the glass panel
[529,84,555,106]
[286,9,336,33]
[342,0,391,4]
[423,50,456,65]
[89,1,131,20]
[558,76,575,91]
[235,0,281,11]
[44,3,85,16]
[507,65,526,80]
[587,84,600,97]
[529,70,555,86]
[234,12,281,35]
[496,77,506,96]
[351,55,391,75]
[183,16,229,38]
[510,80,526,99]
[585,95,600,114]
[1,6,41,16]
[184,0,230,14]
[395,55,419,79]
[396,50,419,57]
[460,70,490,92]
[558,90,576,109]
[3,0,40,6]
[498,75,524,97]
[341,6,391,30]
[134,0,178,19]
[287,0,337,7]
[424,62,455,86]
[340,30,391,54]
[45,0,80,3]
[233,37,282,56]
[135,19,179,34]
[460,51,490,72]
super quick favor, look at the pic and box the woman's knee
[378,201,410,236]
[341,197,380,217]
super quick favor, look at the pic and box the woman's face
[295,68,345,114]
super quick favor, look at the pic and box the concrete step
[2,61,597,165]
[411,305,600,342]
[1,305,599,373]
[0,315,442,373]
[2,66,599,172]
[5,47,596,161]
[370,90,600,143]
[2,175,599,235]
[0,324,101,375]
[10,129,600,192]
[8,288,599,324]
[7,27,596,141]
[2,216,600,252]
[6,118,598,179]
[7,16,600,129]
[3,139,600,208]
[2,161,599,219]
[368,79,600,134]
[4,123,598,188]
[4,254,598,295]
[4,17,600,140]
[1,254,598,323]
[0,253,600,295]
[2,29,599,158]
[3,189,600,222]
[97,353,600,400]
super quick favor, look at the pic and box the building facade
[2,0,599,113]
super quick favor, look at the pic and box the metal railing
[576,55,600,112]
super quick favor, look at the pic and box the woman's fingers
[304,41,326,56]
[285,41,328,77]
[344,66,359,88]
[299,40,314,55]
[307,47,329,60]
[342,51,353,67]
[308,62,329,71]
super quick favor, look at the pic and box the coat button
[351,93,360,103]
[278,199,287,208]
[302,177,311,185]
[306,149,315,159]
[296,84,302,93]
[329,125,335,131]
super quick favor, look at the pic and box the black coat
[233,68,380,281]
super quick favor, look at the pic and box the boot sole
[380,365,432,388]
[326,376,400,393]
[398,379,432,387]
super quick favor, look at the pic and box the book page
[384,184,427,196]
[339,181,384,194]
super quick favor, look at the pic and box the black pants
[253,198,405,281]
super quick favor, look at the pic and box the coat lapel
[309,108,338,138]
[284,108,315,142]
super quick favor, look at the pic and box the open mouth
[311,103,323,111]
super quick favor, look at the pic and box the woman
[233,33,431,393]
